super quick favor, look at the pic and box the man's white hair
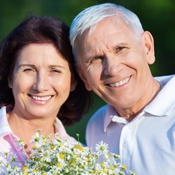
[70,3,144,57]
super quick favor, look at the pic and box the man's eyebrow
[112,42,129,47]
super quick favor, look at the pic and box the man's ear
[75,64,92,91]
[142,31,155,65]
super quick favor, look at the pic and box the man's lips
[107,76,130,87]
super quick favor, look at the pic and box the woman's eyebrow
[48,65,66,69]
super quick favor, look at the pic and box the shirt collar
[104,105,128,132]
[103,75,175,131]
[0,106,13,136]
[144,75,175,116]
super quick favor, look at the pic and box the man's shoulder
[155,74,175,90]
[154,74,175,82]
[88,104,108,124]
[86,105,108,148]
[86,104,108,133]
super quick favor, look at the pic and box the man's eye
[90,56,104,64]
[115,46,126,52]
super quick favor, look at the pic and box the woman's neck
[7,111,56,156]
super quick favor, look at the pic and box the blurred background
[0,0,174,144]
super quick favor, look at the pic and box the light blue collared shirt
[86,75,175,175]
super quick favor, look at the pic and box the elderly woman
[0,16,90,167]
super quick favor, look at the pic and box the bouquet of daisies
[0,130,136,175]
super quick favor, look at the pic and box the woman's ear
[142,31,155,65]
[70,78,77,92]
[8,76,13,88]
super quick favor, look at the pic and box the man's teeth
[109,77,130,87]
[32,96,51,101]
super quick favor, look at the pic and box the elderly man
[70,3,175,175]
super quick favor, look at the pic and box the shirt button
[123,142,127,148]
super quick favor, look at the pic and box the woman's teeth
[31,96,52,101]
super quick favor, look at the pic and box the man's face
[76,17,155,112]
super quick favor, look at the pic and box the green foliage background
[0,0,175,144]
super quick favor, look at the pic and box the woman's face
[9,43,76,119]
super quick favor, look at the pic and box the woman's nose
[33,72,49,92]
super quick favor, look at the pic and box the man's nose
[103,56,122,76]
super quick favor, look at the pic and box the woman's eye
[23,68,34,72]
[51,69,61,73]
